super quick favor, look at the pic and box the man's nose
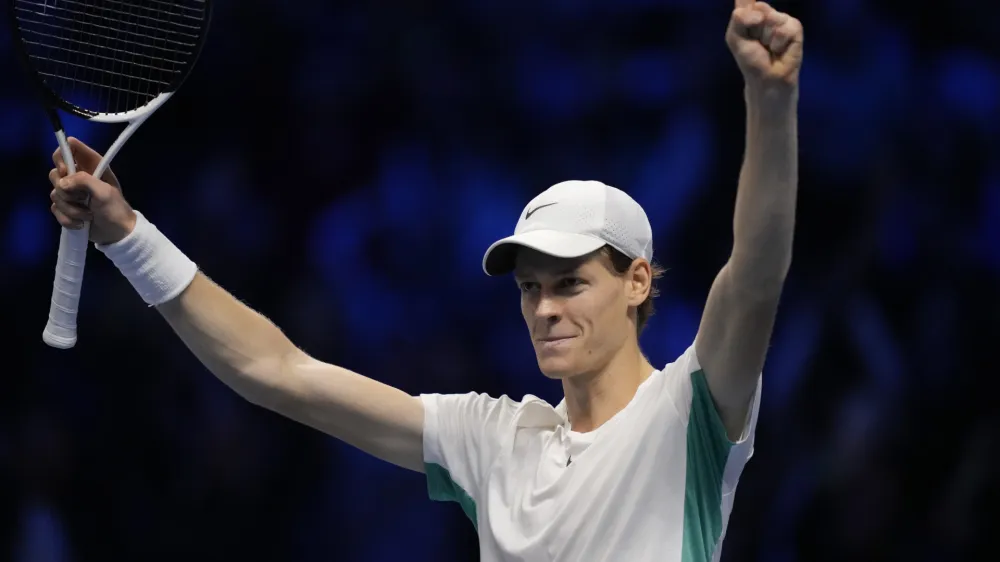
[534,293,562,321]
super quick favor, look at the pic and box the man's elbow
[238,348,305,411]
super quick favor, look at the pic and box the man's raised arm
[695,0,804,439]
[159,273,425,472]
[48,137,425,472]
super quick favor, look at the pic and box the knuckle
[68,201,88,215]
[59,208,82,224]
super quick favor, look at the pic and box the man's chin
[536,356,576,379]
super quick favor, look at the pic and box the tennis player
[47,2,801,560]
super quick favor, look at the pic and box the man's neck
[561,342,655,433]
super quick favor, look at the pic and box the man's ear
[626,258,652,307]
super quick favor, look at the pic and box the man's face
[513,248,637,379]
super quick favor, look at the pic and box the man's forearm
[95,209,302,408]
[157,272,300,407]
[99,217,426,470]
[729,88,799,292]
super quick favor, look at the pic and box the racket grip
[42,224,91,348]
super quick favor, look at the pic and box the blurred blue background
[2,0,998,561]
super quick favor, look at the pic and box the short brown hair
[600,246,665,334]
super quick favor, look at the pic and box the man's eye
[559,277,582,288]
[519,282,539,293]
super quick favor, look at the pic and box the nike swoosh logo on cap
[525,202,558,219]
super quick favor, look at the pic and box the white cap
[482,180,654,276]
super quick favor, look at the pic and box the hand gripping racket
[8,0,212,348]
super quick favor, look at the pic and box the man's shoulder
[652,343,703,386]
[421,390,530,407]
[421,390,538,425]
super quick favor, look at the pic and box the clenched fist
[49,137,136,245]
[726,0,803,92]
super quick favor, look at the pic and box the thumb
[51,137,103,175]
[728,7,765,42]
[68,137,104,173]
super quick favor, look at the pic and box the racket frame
[6,0,212,348]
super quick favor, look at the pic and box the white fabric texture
[421,343,761,562]
[96,211,198,306]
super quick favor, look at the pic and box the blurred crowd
[2,0,997,561]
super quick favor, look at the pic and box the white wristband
[96,211,198,306]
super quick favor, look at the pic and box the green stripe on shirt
[425,462,478,530]
[681,369,735,562]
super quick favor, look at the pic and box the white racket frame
[43,91,173,349]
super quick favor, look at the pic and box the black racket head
[8,0,211,120]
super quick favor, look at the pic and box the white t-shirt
[420,343,761,562]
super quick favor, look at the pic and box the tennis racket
[8,0,212,349]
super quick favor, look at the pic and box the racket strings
[12,0,207,114]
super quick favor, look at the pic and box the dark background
[2,0,998,561]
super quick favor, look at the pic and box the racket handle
[43,130,87,349]
[43,225,91,348]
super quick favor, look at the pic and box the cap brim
[482,230,606,276]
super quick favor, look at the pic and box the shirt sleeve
[658,343,762,492]
[420,392,517,527]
